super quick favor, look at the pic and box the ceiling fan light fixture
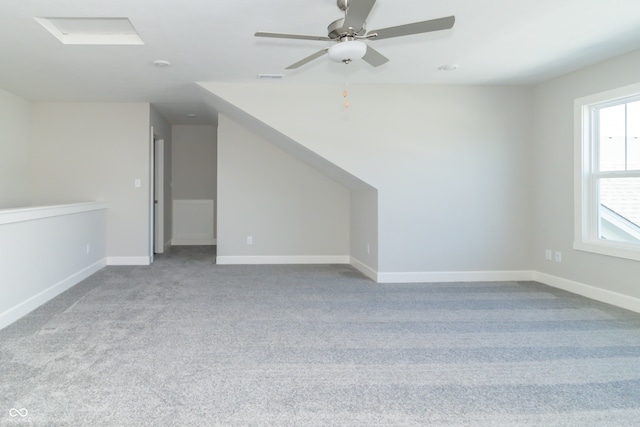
[328,40,367,63]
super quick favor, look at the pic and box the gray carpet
[2,246,640,426]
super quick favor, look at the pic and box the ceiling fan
[255,0,455,70]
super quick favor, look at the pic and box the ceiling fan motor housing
[328,18,366,40]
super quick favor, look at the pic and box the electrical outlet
[247,236,253,245]
[554,251,562,263]
[86,243,91,254]
[367,244,370,254]
[545,249,552,261]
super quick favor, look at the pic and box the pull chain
[344,81,349,108]
[342,62,353,109]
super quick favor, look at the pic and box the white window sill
[574,240,640,262]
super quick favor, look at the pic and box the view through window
[595,98,640,244]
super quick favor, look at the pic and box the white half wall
[217,115,350,262]
[0,88,31,209]
[172,199,215,245]
[0,202,108,330]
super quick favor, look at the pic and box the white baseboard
[377,270,535,283]
[106,257,151,266]
[534,272,640,314]
[350,257,378,281]
[171,238,216,246]
[216,255,350,265]
[371,268,640,313]
[0,259,106,330]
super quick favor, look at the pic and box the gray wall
[150,106,173,249]
[3,48,638,301]
[30,103,152,261]
[217,115,350,260]
[172,125,217,200]
[0,88,31,208]
[350,189,378,273]
[201,83,535,275]
[533,49,640,299]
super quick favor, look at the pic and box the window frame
[574,82,640,262]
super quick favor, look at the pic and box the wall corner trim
[350,257,378,281]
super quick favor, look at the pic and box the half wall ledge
[0,201,109,225]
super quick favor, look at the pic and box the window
[575,83,640,261]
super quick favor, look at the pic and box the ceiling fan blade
[362,45,389,67]
[343,0,376,31]
[367,15,455,40]
[285,48,329,69]
[255,31,331,41]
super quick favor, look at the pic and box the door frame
[154,137,165,254]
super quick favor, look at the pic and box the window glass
[599,104,626,172]
[627,101,640,171]
[598,177,640,243]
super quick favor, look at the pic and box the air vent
[257,74,285,80]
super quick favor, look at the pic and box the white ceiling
[2,0,640,125]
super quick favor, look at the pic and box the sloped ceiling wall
[200,82,534,275]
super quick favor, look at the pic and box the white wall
[0,88,31,208]
[202,83,535,278]
[217,115,350,263]
[533,49,640,300]
[30,103,151,263]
